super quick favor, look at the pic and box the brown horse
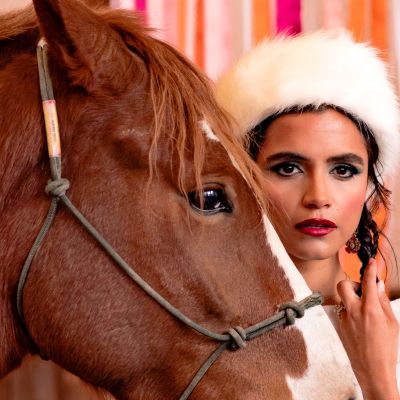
[0,0,360,398]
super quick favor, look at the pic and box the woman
[216,30,400,399]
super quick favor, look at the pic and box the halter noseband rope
[17,39,323,399]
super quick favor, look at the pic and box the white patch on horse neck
[262,214,362,399]
[289,307,362,399]
[262,214,311,301]
[199,120,219,142]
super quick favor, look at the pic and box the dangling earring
[345,230,361,253]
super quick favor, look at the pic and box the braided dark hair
[357,205,379,281]
[354,117,391,283]
[249,104,392,283]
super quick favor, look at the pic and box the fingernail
[378,280,385,293]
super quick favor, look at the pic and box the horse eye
[188,188,233,215]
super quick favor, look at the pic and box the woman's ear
[32,0,135,94]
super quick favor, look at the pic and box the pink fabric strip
[204,0,233,79]
[135,0,147,24]
[232,0,250,56]
[269,0,277,35]
[163,0,179,48]
[301,0,322,32]
[322,0,345,29]
[185,0,197,62]
[118,0,134,9]
[276,0,301,35]
[147,0,165,40]
[110,0,120,8]
[135,0,146,11]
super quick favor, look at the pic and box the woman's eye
[270,163,302,176]
[188,188,233,215]
[331,165,359,178]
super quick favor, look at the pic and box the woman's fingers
[337,259,380,313]
[337,279,360,310]
[336,260,400,398]
[362,258,380,308]
[362,260,396,321]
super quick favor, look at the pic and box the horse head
[0,0,360,398]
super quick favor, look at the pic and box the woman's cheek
[336,186,366,229]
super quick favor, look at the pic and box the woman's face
[256,109,369,263]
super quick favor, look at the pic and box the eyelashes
[331,164,361,178]
[269,162,302,176]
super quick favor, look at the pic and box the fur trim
[216,30,400,176]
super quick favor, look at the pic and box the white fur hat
[216,30,400,176]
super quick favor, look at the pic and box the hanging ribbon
[276,0,301,36]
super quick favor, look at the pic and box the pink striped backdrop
[110,0,399,82]
[111,0,400,283]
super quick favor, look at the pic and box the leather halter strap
[17,39,323,399]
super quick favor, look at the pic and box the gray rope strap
[16,41,61,343]
[16,198,58,322]
[28,177,323,344]
[179,293,322,399]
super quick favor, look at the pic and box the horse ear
[32,0,133,93]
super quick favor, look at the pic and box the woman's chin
[288,246,338,262]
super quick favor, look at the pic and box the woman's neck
[290,254,346,305]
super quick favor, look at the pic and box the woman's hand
[337,259,400,400]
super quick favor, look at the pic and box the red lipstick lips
[295,218,337,237]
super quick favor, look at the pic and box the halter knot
[227,326,247,350]
[45,178,70,197]
[279,302,305,325]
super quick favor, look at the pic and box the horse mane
[0,4,267,211]
[0,6,37,39]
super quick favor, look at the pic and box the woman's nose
[302,176,331,209]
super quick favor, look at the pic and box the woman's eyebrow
[327,154,365,165]
[265,152,307,163]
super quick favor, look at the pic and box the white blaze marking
[200,120,219,142]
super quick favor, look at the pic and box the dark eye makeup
[267,161,361,179]
[269,162,302,176]
[330,164,360,178]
